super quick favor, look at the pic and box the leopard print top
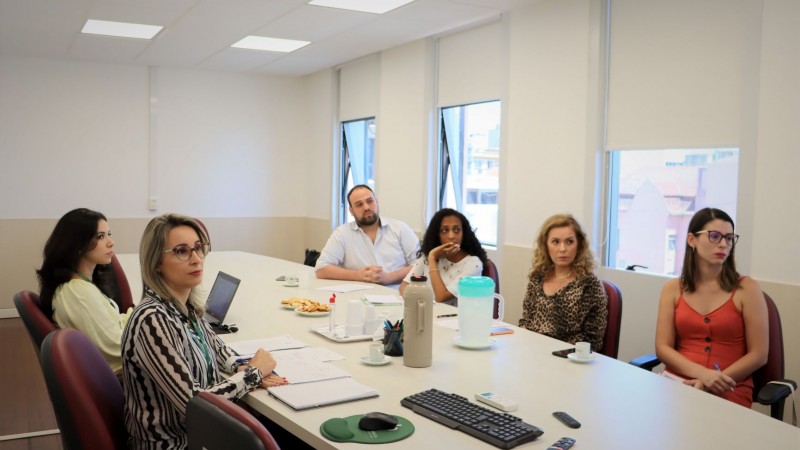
[518,271,608,351]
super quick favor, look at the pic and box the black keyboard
[401,389,544,449]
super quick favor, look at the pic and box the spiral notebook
[267,378,378,410]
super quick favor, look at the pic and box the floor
[0,319,61,450]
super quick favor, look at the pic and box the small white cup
[298,269,314,289]
[575,341,591,358]
[368,342,384,362]
[284,275,299,287]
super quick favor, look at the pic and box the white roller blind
[339,55,380,121]
[607,0,761,149]
[438,20,503,107]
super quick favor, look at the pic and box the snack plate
[295,308,330,317]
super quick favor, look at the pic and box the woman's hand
[248,348,278,376]
[429,242,461,264]
[261,372,288,388]
[685,368,736,394]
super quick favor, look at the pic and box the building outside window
[439,101,501,246]
[340,118,375,224]
[606,148,739,276]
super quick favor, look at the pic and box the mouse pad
[320,415,414,444]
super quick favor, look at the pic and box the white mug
[575,341,591,358]
[368,342,384,362]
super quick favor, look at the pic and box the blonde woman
[518,214,607,351]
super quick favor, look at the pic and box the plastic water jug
[457,276,504,347]
[403,275,433,367]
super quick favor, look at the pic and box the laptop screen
[204,271,240,325]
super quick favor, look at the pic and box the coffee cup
[368,342,384,362]
[284,275,299,287]
[575,341,591,358]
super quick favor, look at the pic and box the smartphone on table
[551,348,575,358]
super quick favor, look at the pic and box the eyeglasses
[695,230,739,246]
[164,242,210,261]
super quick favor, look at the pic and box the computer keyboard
[401,389,544,449]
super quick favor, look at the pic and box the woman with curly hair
[399,208,487,304]
[518,213,607,350]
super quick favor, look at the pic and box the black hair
[346,184,374,207]
[36,208,115,318]
[420,208,487,265]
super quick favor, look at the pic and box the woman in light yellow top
[37,208,131,373]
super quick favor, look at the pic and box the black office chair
[630,292,796,421]
[187,392,281,450]
[304,249,320,267]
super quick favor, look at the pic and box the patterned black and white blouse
[518,272,608,351]
[121,288,262,450]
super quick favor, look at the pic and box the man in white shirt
[315,185,419,285]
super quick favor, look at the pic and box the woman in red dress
[655,208,768,407]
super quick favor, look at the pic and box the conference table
[117,251,800,449]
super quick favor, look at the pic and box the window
[438,101,501,246]
[606,148,739,276]
[340,118,375,224]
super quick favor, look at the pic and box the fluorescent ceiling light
[231,36,311,53]
[308,0,415,14]
[81,19,162,40]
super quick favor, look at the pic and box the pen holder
[382,328,404,357]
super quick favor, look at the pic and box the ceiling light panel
[81,19,163,39]
[231,36,311,53]
[308,0,415,15]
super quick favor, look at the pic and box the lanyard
[188,317,214,381]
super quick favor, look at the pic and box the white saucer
[283,282,299,287]
[452,336,496,350]
[360,356,391,366]
[567,352,596,363]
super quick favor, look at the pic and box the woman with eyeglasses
[655,207,768,407]
[122,214,287,450]
[399,208,486,304]
[37,208,130,373]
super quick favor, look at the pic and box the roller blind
[339,55,380,121]
[438,20,503,107]
[606,0,761,149]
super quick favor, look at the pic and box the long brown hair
[680,208,740,292]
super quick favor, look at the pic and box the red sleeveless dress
[666,283,754,407]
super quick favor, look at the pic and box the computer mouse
[358,411,398,431]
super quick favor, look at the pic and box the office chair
[304,249,321,267]
[482,258,501,319]
[600,280,623,359]
[40,328,127,450]
[13,290,58,355]
[630,292,796,421]
[109,254,134,313]
[187,392,281,450]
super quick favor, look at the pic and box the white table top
[117,251,800,450]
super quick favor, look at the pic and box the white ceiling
[0,0,533,76]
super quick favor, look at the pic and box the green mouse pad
[320,414,414,444]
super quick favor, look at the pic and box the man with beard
[315,185,419,286]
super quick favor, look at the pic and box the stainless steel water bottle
[403,275,433,367]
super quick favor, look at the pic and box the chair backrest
[481,258,501,319]
[13,290,58,355]
[109,254,134,313]
[40,328,127,450]
[187,392,280,450]
[304,249,321,267]
[753,292,783,393]
[599,280,623,359]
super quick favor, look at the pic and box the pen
[437,314,457,318]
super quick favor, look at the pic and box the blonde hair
[530,214,595,279]
[139,213,209,316]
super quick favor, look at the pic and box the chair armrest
[757,379,796,406]
[629,354,661,372]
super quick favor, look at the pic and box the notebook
[267,378,379,411]
[203,271,240,334]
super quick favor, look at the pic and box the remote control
[474,392,519,412]
[553,411,581,428]
[547,437,576,450]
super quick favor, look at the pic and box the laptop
[203,271,241,334]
